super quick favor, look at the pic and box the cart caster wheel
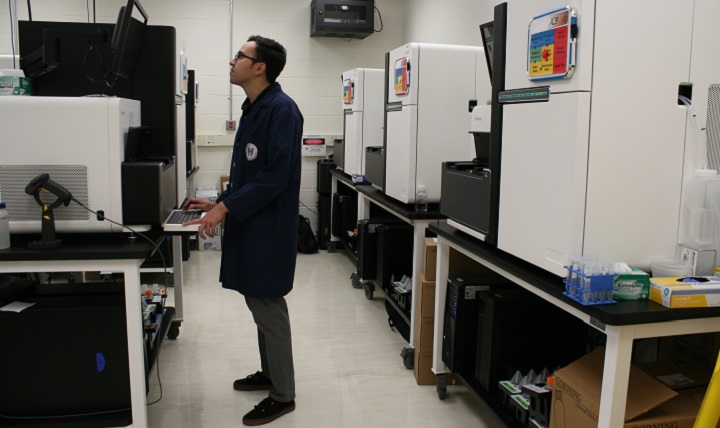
[364,283,374,300]
[327,242,337,253]
[437,374,448,400]
[401,347,414,369]
[167,322,181,340]
[351,273,363,289]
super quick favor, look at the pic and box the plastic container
[415,185,428,212]
[683,206,716,250]
[563,266,617,305]
[650,258,693,278]
[682,169,720,252]
[0,202,9,250]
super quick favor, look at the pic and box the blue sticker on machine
[96,352,106,372]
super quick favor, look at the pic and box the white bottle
[415,185,428,212]
[0,202,10,250]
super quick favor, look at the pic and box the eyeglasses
[234,50,261,63]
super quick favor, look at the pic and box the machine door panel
[343,111,363,177]
[385,105,418,203]
[583,0,693,267]
[497,93,591,276]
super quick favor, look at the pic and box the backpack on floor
[298,215,319,254]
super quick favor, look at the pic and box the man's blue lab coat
[216,83,303,299]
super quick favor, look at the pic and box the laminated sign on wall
[302,136,327,157]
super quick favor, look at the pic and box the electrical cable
[374,6,383,32]
[25,0,31,21]
[72,197,168,406]
[70,197,169,288]
[146,336,164,405]
[73,196,166,405]
[105,72,121,88]
[82,41,109,84]
[86,0,89,22]
[79,40,124,89]
[8,0,16,69]
[0,407,132,421]
[93,0,96,23]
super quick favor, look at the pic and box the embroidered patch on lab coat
[245,143,258,161]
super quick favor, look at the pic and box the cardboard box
[0,76,31,95]
[199,224,222,251]
[419,271,435,318]
[195,188,218,203]
[650,276,720,308]
[423,238,490,282]
[613,266,650,300]
[637,361,711,390]
[550,347,678,428]
[413,314,434,353]
[413,348,436,385]
[423,238,438,280]
[624,386,719,428]
[220,175,230,192]
[83,271,106,282]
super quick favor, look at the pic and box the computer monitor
[110,0,148,79]
[19,0,147,83]
[479,21,494,81]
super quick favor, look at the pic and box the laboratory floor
[145,249,507,428]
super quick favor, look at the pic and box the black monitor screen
[110,0,148,79]
[479,21,494,81]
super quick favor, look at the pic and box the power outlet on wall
[198,134,234,146]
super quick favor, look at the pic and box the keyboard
[162,209,206,233]
[165,210,202,224]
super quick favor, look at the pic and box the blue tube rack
[563,266,617,306]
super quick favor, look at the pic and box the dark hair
[247,35,286,83]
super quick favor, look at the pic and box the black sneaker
[242,397,295,426]
[233,371,273,391]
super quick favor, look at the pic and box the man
[183,35,303,426]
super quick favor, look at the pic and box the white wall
[401,0,494,46]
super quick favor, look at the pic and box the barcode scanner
[24,173,74,249]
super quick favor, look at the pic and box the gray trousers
[244,296,295,402]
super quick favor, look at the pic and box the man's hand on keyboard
[182,197,216,212]
[182,199,229,240]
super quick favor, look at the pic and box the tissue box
[613,266,650,300]
[650,276,720,308]
[0,76,31,95]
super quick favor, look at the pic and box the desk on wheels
[355,184,442,355]
[0,233,162,428]
[429,222,720,428]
